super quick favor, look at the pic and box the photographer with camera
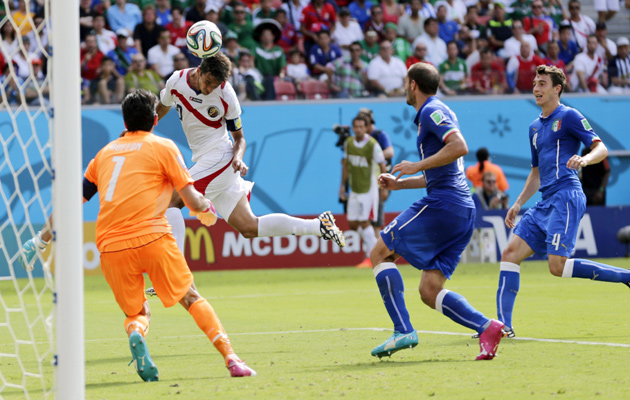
[471,171,509,210]
[357,108,394,232]
[339,114,388,268]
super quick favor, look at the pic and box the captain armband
[83,177,98,201]
[226,117,242,132]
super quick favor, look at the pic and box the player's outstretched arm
[179,184,218,226]
[378,173,426,191]
[505,167,540,228]
[155,101,171,122]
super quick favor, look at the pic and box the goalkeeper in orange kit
[20,89,256,380]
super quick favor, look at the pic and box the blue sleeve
[421,106,460,142]
[529,127,539,168]
[376,130,392,150]
[565,108,601,148]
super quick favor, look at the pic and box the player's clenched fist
[378,174,399,191]
[232,159,248,176]
[190,199,218,226]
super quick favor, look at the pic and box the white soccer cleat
[318,211,346,247]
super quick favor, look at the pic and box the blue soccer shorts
[513,189,586,257]
[380,199,475,279]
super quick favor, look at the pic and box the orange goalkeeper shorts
[100,233,194,316]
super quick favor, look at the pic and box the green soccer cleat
[371,330,419,358]
[128,331,159,382]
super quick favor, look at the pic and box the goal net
[0,0,83,398]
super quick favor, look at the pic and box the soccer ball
[186,20,223,58]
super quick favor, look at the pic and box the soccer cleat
[472,326,515,339]
[476,319,504,360]
[318,211,346,248]
[145,287,157,297]
[227,359,257,377]
[128,331,159,381]
[356,257,372,269]
[371,330,419,359]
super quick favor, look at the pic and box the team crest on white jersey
[207,106,221,119]
[532,132,538,150]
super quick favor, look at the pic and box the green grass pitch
[2,259,630,399]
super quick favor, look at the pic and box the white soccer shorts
[594,0,619,12]
[347,187,378,222]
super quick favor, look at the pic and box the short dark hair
[559,24,571,33]
[199,52,231,83]
[424,17,437,28]
[171,5,184,14]
[121,89,157,132]
[408,62,439,95]
[535,64,566,97]
[275,8,287,16]
[352,114,369,127]
[317,28,331,37]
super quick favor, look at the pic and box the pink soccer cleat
[476,319,504,360]
[227,359,257,377]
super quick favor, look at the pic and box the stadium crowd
[1,0,629,104]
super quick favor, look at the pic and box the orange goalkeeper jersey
[84,131,193,250]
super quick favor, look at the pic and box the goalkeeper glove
[189,199,218,226]
[20,232,50,272]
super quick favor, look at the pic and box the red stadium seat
[274,80,298,101]
[299,80,330,100]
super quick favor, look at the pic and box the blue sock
[373,263,413,334]
[436,289,490,334]
[496,262,520,329]
[563,259,630,283]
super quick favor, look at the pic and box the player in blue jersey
[369,62,504,361]
[495,65,630,337]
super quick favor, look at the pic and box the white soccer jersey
[160,68,242,163]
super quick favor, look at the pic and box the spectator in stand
[12,0,34,36]
[364,5,386,42]
[221,31,244,62]
[545,0,568,28]
[148,30,181,80]
[382,0,404,24]
[487,3,513,55]
[186,0,209,24]
[26,13,49,60]
[253,0,276,26]
[385,23,412,63]
[12,38,40,80]
[134,5,164,59]
[1,21,19,60]
[594,22,616,62]
[275,9,299,55]
[544,40,570,86]
[0,64,22,105]
[406,41,431,68]
[439,41,468,95]
[557,23,579,66]
[254,25,286,100]
[173,52,190,73]
[360,30,380,62]
[155,0,172,26]
[506,41,544,93]
[282,0,305,31]
[608,37,630,94]
[509,0,532,21]
[326,41,368,98]
[594,0,619,23]
[397,0,425,43]
[165,6,193,52]
[81,34,105,103]
[434,0,466,23]
[230,2,258,51]
[93,14,118,56]
[464,5,487,41]
[503,20,538,59]
[523,0,552,51]
[91,56,125,104]
[300,0,337,57]
[472,171,509,210]
[580,147,610,206]
[107,0,142,35]
[333,7,364,56]
[206,6,229,37]
[236,51,264,100]
[571,35,607,93]
[367,40,406,97]
[286,49,311,83]
[80,0,95,42]
[412,18,447,67]
[466,147,509,192]
[457,25,477,62]
[436,4,458,44]
[470,47,506,95]
[124,53,164,95]
[349,0,374,30]
[108,29,138,76]
[477,0,492,19]
[309,29,343,80]
[23,58,49,106]
[564,0,595,51]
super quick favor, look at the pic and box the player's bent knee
[548,259,566,277]
[419,287,438,309]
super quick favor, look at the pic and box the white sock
[165,207,185,252]
[258,213,320,237]
[360,225,377,257]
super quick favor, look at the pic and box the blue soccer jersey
[529,104,601,199]
[414,96,474,213]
